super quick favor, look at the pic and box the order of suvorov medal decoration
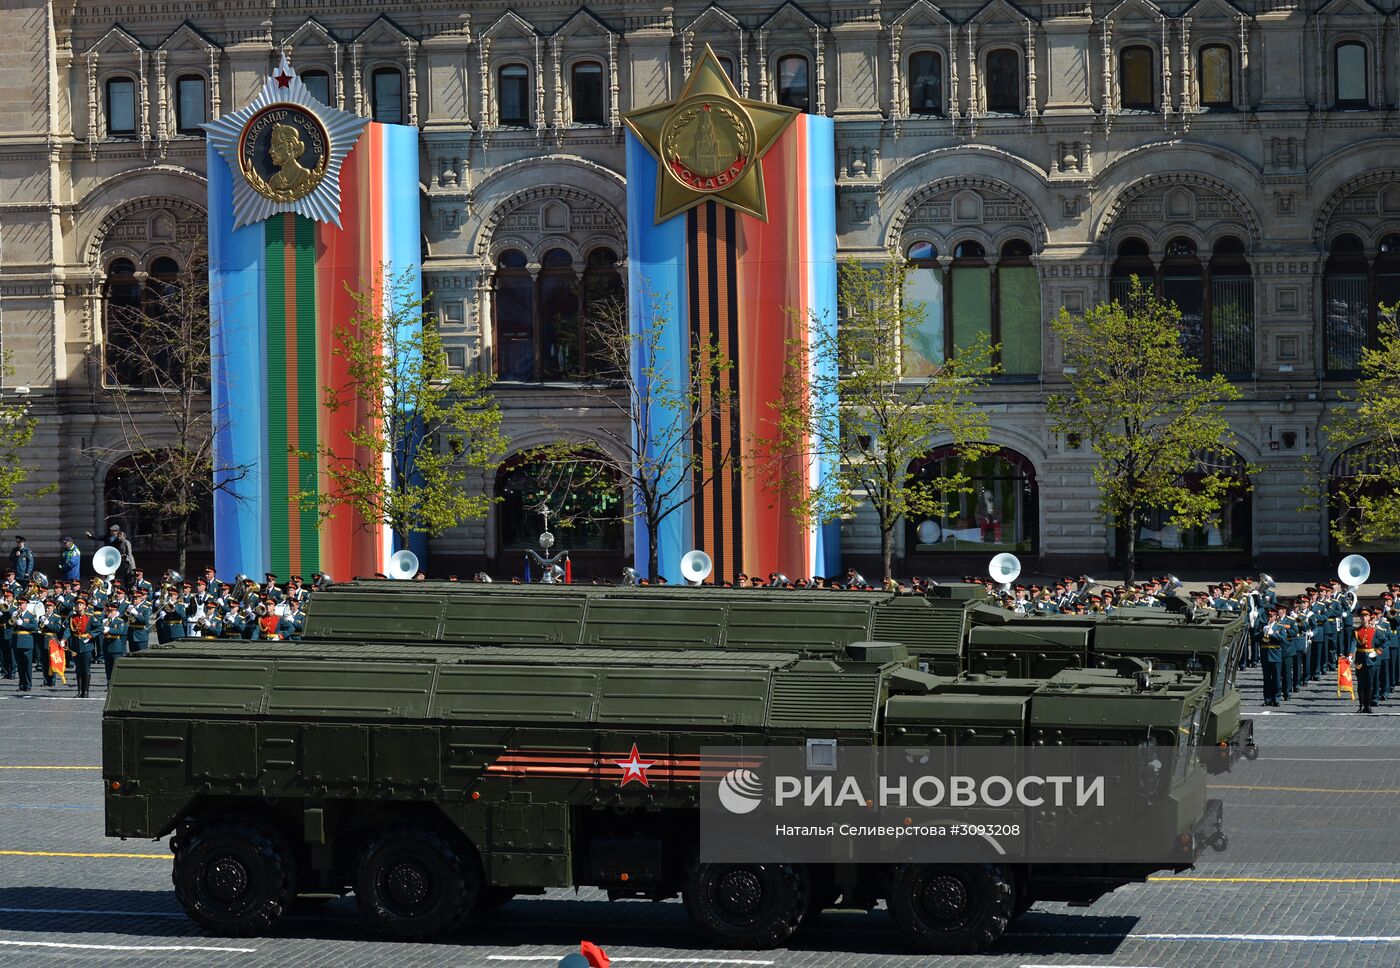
[238,104,330,204]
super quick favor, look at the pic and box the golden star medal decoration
[624,45,800,224]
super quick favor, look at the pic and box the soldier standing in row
[1261,605,1286,706]
[127,588,152,654]
[10,596,38,692]
[1353,609,1381,714]
[100,602,127,681]
[68,598,95,698]
[0,587,13,681]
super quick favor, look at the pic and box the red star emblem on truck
[613,743,656,787]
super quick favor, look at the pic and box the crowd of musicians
[0,542,312,697]
[5,527,1396,713]
[969,572,1400,714]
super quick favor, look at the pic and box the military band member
[127,588,152,654]
[192,600,222,638]
[10,596,38,692]
[37,599,63,688]
[100,602,127,682]
[1353,609,1381,714]
[68,598,95,698]
[0,587,14,680]
[1262,605,1286,706]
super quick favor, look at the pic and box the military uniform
[1261,609,1286,706]
[100,606,128,682]
[1353,614,1381,713]
[127,593,152,654]
[67,601,95,698]
[10,599,38,691]
[0,591,13,680]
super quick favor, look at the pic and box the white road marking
[1021,964,1165,967]
[1019,931,1400,943]
[0,938,255,953]
[486,958,775,966]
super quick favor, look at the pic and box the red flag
[47,639,67,685]
[580,942,609,968]
[1338,656,1354,698]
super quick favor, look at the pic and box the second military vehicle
[302,581,1253,768]
[104,638,1221,954]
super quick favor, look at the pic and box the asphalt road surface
[3,664,1399,968]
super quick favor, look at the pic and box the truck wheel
[172,820,295,937]
[683,862,808,949]
[354,827,476,940]
[888,863,1013,954]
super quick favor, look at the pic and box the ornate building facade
[1,0,1398,577]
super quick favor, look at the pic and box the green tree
[1048,278,1244,584]
[761,258,995,581]
[529,285,735,581]
[0,355,52,529]
[295,271,507,548]
[1321,304,1400,545]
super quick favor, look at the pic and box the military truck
[302,581,1253,767]
[104,638,1220,954]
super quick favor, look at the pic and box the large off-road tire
[887,863,1014,954]
[354,827,476,940]
[683,861,808,949]
[172,820,296,937]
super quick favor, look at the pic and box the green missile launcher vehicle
[302,581,1253,768]
[103,637,1221,954]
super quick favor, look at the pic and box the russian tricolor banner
[626,114,840,584]
[208,122,421,582]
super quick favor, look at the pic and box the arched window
[717,55,738,84]
[538,248,577,380]
[903,242,944,376]
[905,446,1038,555]
[106,77,136,137]
[1119,45,1155,110]
[1197,45,1232,109]
[1331,445,1400,553]
[103,258,142,386]
[1134,449,1250,554]
[908,51,943,116]
[776,55,811,111]
[494,250,534,380]
[581,248,623,376]
[105,454,214,560]
[301,70,332,106]
[371,67,404,124]
[1209,237,1254,376]
[175,75,206,133]
[997,239,1041,376]
[1325,234,1369,374]
[984,49,1022,114]
[571,61,605,125]
[1334,42,1368,108]
[1110,237,1154,303]
[493,247,617,382]
[1161,237,1205,365]
[495,455,624,573]
[1112,236,1253,375]
[498,64,531,127]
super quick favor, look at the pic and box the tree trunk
[175,514,188,577]
[647,530,659,583]
[1123,514,1137,587]
[881,523,895,583]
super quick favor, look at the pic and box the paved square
[2,665,1399,968]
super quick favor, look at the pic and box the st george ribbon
[624,46,839,583]
[205,54,421,582]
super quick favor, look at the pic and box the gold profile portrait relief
[238,104,330,203]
